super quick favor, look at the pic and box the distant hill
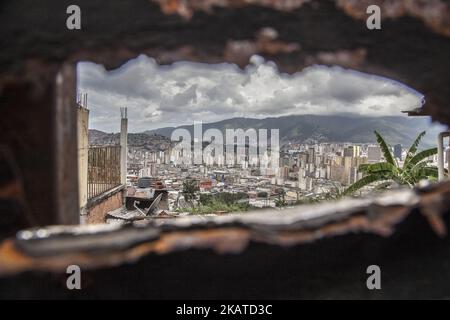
[89,130,172,151]
[144,114,446,148]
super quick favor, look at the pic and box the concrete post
[54,63,80,225]
[120,107,128,185]
[77,95,89,213]
[438,131,450,181]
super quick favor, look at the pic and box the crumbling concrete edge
[0,180,448,277]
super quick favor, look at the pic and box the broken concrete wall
[1,0,449,227]
[0,214,448,299]
[0,0,449,299]
[83,187,125,224]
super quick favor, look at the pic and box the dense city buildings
[126,141,441,210]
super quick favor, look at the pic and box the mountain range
[144,114,445,148]
[89,114,446,149]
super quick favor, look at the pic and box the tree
[199,193,213,205]
[275,189,287,207]
[257,191,268,198]
[323,182,344,201]
[182,179,199,206]
[344,131,441,196]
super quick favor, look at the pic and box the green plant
[257,191,268,198]
[182,179,199,206]
[344,131,440,196]
[184,200,251,215]
[199,193,213,205]
[200,192,248,206]
[188,191,252,214]
[274,189,287,207]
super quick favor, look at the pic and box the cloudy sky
[77,54,423,133]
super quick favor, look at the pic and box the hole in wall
[75,54,448,224]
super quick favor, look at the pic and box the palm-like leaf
[359,162,398,174]
[343,174,390,196]
[404,131,426,167]
[374,131,396,166]
[404,147,437,169]
[345,131,439,196]
[414,166,439,180]
[358,163,370,174]
[409,160,433,180]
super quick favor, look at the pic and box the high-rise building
[343,156,353,185]
[305,177,314,191]
[280,165,289,179]
[354,145,361,157]
[368,146,382,163]
[308,147,315,164]
[139,163,157,178]
[394,144,402,161]
[330,165,346,185]
[344,145,360,158]
[344,147,353,158]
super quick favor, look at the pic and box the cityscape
[122,132,442,213]
[74,52,446,218]
[75,55,447,221]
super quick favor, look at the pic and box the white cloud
[77,54,423,132]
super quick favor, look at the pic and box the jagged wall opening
[0,0,449,299]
